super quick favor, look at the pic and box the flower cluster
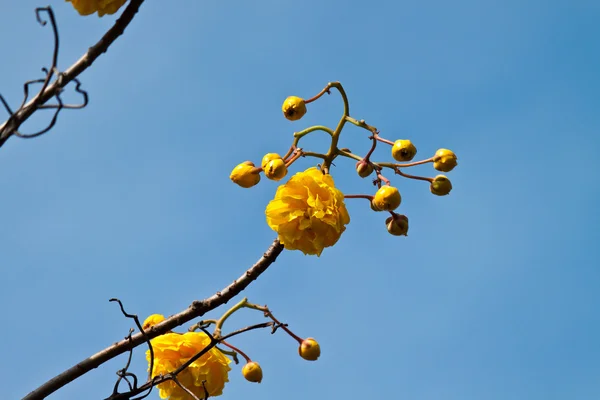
[231,82,458,254]
[66,0,128,17]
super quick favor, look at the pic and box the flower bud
[355,160,374,178]
[391,140,417,162]
[430,175,452,196]
[299,338,321,361]
[372,186,401,211]
[433,149,458,172]
[282,96,307,121]
[264,158,288,181]
[230,161,261,188]
[261,153,282,170]
[142,314,165,330]
[242,361,263,383]
[385,214,409,236]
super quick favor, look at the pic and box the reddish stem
[266,312,303,344]
[375,136,395,146]
[344,194,374,201]
[221,340,251,363]
[395,168,433,182]
[304,85,331,104]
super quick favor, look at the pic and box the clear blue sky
[1,1,599,399]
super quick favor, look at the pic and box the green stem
[337,148,384,170]
[344,116,378,134]
[215,346,240,364]
[378,157,434,169]
[214,298,248,338]
[293,125,334,139]
[188,319,218,332]
[321,82,351,173]
[336,149,362,162]
[302,151,327,160]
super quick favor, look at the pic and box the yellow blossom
[433,149,458,172]
[265,167,350,256]
[230,161,261,188]
[143,314,165,330]
[66,0,127,16]
[146,332,232,400]
[282,96,307,121]
[372,186,401,211]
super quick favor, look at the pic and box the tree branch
[22,239,284,400]
[0,0,145,148]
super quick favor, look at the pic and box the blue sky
[1,0,599,399]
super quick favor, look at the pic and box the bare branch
[0,0,145,148]
[22,239,284,400]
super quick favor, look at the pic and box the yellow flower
[430,175,452,196]
[265,167,350,256]
[298,338,321,361]
[282,96,307,121]
[230,161,261,188]
[242,361,263,383]
[433,149,458,172]
[146,332,232,400]
[391,140,417,162]
[264,158,288,181]
[143,314,165,330]
[372,186,401,211]
[66,0,127,16]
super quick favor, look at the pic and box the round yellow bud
[385,214,409,236]
[261,153,282,170]
[433,149,458,172]
[230,161,261,188]
[391,140,417,162]
[299,338,321,361]
[355,160,374,178]
[242,361,263,383]
[430,175,452,196]
[372,186,402,211]
[264,158,288,181]
[282,96,307,121]
[142,314,165,330]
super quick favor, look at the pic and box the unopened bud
[385,214,409,236]
[355,160,374,178]
[242,361,263,383]
[430,175,452,196]
[299,338,321,361]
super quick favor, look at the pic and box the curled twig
[0,0,146,148]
